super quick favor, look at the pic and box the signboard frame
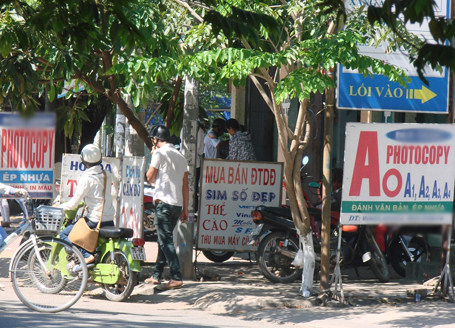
[119,156,146,238]
[340,123,455,225]
[0,112,56,198]
[197,159,283,252]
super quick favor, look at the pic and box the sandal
[145,276,162,284]
[156,280,183,290]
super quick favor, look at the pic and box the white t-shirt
[203,130,220,159]
[58,166,116,223]
[151,143,188,206]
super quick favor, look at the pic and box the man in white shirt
[203,118,228,159]
[195,120,209,210]
[59,144,115,268]
[145,125,189,290]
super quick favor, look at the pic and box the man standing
[203,118,229,159]
[226,118,257,161]
[195,120,208,210]
[145,125,189,290]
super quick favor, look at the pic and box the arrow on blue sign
[336,65,449,113]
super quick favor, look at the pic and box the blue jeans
[153,202,182,281]
[60,218,114,258]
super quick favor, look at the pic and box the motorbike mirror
[301,156,309,167]
[308,182,320,188]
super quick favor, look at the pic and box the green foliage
[181,1,408,106]
[0,0,188,138]
[362,0,454,82]
[56,101,91,139]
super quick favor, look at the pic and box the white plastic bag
[291,249,304,269]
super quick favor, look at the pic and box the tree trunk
[110,91,153,150]
[176,75,197,280]
[320,70,335,292]
[249,72,315,296]
[299,230,316,297]
[115,104,126,158]
[269,96,314,296]
[165,76,183,128]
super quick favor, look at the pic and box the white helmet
[81,144,102,166]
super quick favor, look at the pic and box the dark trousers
[153,202,183,281]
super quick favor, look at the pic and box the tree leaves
[204,5,281,47]
[0,36,11,58]
[361,0,452,83]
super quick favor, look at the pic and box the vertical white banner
[119,157,145,238]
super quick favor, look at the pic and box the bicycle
[1,196,88,313]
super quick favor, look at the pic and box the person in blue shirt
[0,226,7,246]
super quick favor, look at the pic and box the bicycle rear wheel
[11,237,88,313]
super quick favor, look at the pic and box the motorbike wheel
[365,229,390,283]
[202,250,235,263]
[390,237,429,278]
[102,250,137,302]
[257,231,302,283]
[144,209,156,232]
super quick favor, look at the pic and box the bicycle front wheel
[11,237,88,313]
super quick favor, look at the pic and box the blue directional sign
[338,0,450,114]
[337,67,449,113]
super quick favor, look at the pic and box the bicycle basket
[35,205,64,235]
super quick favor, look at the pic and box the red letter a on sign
[349,131,380,196]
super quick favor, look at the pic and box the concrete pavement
[1,216,455,327]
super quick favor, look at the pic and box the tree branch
[249,75,274,112]
[165,76,183,127]
[173,0,204,23]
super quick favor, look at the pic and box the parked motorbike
[333,224,389,282]
[249,205,322,283]
[250,203,390,283]
[373,225,430,277]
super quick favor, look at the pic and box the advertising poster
[60,154,121,220]
[198,159,283,252]
[119,157,145,238]
[0,112,56,198]
[341,123,455,225]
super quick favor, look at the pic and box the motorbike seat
[99,226,134,239]
[267,207,292,219]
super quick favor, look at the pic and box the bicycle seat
[99,226,134,239]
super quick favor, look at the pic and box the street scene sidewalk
[1,215,454,328]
